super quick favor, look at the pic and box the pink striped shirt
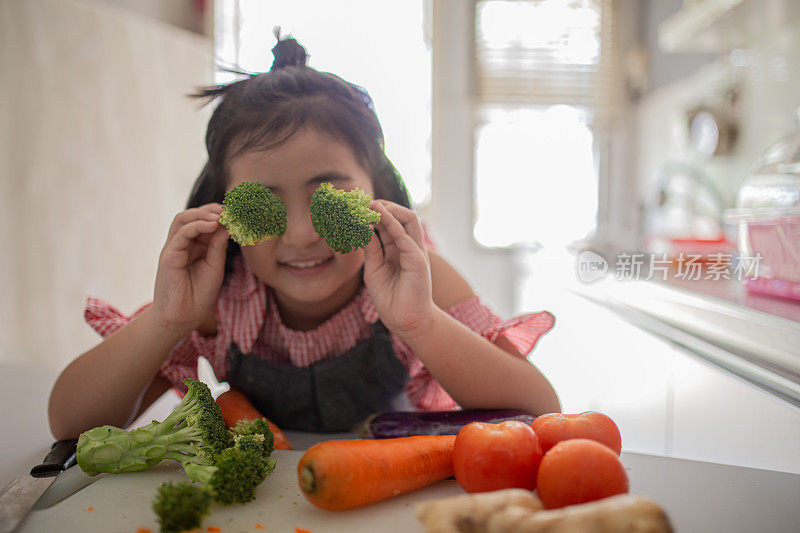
[85,256,555,411]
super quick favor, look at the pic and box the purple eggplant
[357,409,536,439]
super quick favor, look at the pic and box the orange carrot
[216,389,292,450]
[297,435,457,511]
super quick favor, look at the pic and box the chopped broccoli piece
[182,447,276,505]
[310,182,381,254]
[220,181,287,246]
[231,418,275,457]
[152,481,212,533]
[77,379,231,475]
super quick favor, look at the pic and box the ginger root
[415,489,543,533]
[416,491,673,533]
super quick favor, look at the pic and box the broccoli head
[231,418,275,457]
[77,379,231,475]
[220,181,287,246]
[152,481,212,533]
[310,182,381,254]
[182,447,276,505]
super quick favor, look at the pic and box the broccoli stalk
[220,181,287,246]
[310,182,381,254]
[76,379,231,475]
[152,481,212,533]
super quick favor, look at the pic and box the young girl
[48,37,560,439]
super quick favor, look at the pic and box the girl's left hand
[363,200,436,337]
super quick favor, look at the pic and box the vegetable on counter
[453,421,543,493]
[216,389,292,449]
[75,379,277,533]
[359,409,536,439]
[536,439,629,510]
[531,411,622,455]
[310,182,380,254]
[297,435,457,511]
[152,481,212,533]
[182,442,276,505]
[416,489,543,533]
[77,379,231,475]
[220,180,287,246]
[416,489,672,533]
[151,421,277,532]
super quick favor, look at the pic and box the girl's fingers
[167,204,223,241]
[204,226,229,271]
[169,219,220,254]
[375,201,425,250]
[363,229,384,272]
[373,215,401,264]
[373,202,421,255]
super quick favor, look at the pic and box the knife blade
[0,440,77,533]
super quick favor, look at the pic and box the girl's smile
[278,255,334,276]
[226,127,375,330]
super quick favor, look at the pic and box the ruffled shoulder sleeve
[84,297,151,337]
[448,296,555,356]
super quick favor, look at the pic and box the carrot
[297,435,457,511]
[215,389,292,450]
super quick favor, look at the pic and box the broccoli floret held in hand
[153,481,212,533]
[220,181,287,246]
[310,182,381,254]
[77,379,231,475]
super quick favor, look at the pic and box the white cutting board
[18,449,464,533]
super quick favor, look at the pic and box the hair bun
[271,29,308,70]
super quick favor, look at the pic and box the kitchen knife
[0,440,77,533]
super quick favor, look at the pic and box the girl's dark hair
[186,34,411,275]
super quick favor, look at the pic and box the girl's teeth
[287,259,327,268]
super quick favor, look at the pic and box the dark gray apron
[225,321,409,432]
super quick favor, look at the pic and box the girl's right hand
[152,203,229,334]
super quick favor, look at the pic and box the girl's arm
[49,311,186,440]
[48,204,229,440]
[422,252,561,415]
[364,201,560,416]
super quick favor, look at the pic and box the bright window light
[474,105,598,248]
[215,0,431,205]
[474,0,602,250]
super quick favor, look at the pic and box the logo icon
[576,250,608,283]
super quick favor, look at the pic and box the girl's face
[226,128,374,328]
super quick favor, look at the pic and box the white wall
[0,0,213,371]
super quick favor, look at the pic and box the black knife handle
[30,440,78,478]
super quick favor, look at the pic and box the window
[473,0,612,249]
[214,0,432,205]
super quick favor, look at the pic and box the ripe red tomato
[453,421,544,493]
[531,412,622,455]
[536,438,629,509]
